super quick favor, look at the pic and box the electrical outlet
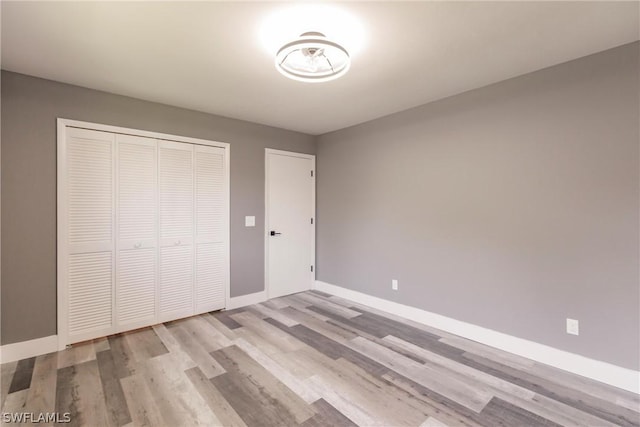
[392,279,398,291]
[566,318,579,335]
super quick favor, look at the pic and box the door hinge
[311,218,314,224]
[311,265,314,272]
[311,170,314,177]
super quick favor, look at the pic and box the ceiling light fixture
[275,32,350,83]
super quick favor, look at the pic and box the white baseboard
[226,290,267,310]
[314,280,640,395]
[0,335,59,364]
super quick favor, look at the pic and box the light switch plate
[566,318,579,335]
[245,216,255,227]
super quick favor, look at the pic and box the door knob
[270,230,282,236]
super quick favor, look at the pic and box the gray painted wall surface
[1,71,315,345]
[316,42,640,370]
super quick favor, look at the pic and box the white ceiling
[2,1,638,135]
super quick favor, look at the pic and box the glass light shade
[275,33,350,83]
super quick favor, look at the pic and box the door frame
[264,149,316,300]
[57,118,230,350]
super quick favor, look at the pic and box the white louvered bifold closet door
[64,128,115,342]
[195,145,228,313]
[60,121,229,347]
[116,135,157,328]
[158,141,195,321]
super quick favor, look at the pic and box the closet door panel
[65,127,115,341]
[158,141,194,319]
[116,135,157,328]
[194,145,227,312]
[68,252,113,336]
[159,245,193,315]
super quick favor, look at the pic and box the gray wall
[1,71,315,345]
[316,42,640,370]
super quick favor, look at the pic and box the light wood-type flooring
[2,291,639,426]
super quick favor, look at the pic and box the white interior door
[158,141,194,321]
[266,149,315,299]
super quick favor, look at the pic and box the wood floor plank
[189,315,234,348]
[120,373,166,427]
[233,337,321,404]
[279,306,358,343]
[211,345,316,423]
[384,335,535,400]
[250,303,299,327]
[527,360,640,412]
[9,357,36,394]
[267,349,317,380]
[151,324,197,373]
[142,353,223,426]
[462,351,640,427]
[55,360,110,427]
[306,374,382,427]
[296,294,362,319]
[184,366,248,427]
[288,303,334,322]
[231,311,306,353]
[167,324,225,378]
[498,391,621,427]
[263,297,290,310]
[171,318,220,353]
[480,396,561,427]
[211,308,246,330]
[57,342,96,370]
[333,298,462,341]
[210,370,299,427]
[382,371,487,427]
[232,327,286,357]
[95,350,132,427]
[439,335,536,370]
[93,337,111,353]
[107,334,138,379]
[263,318,350,359]
[24,352,58,425]
[1,360,18,410]
[301,398,358,427]
[123,328,168,362]
[329,357,436,426]
[347,336,494,413]
[3,389,29,419]
[420,416,449,427]
[309,290,333,298]
[202,313,241,342]
[265,318,392,378]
